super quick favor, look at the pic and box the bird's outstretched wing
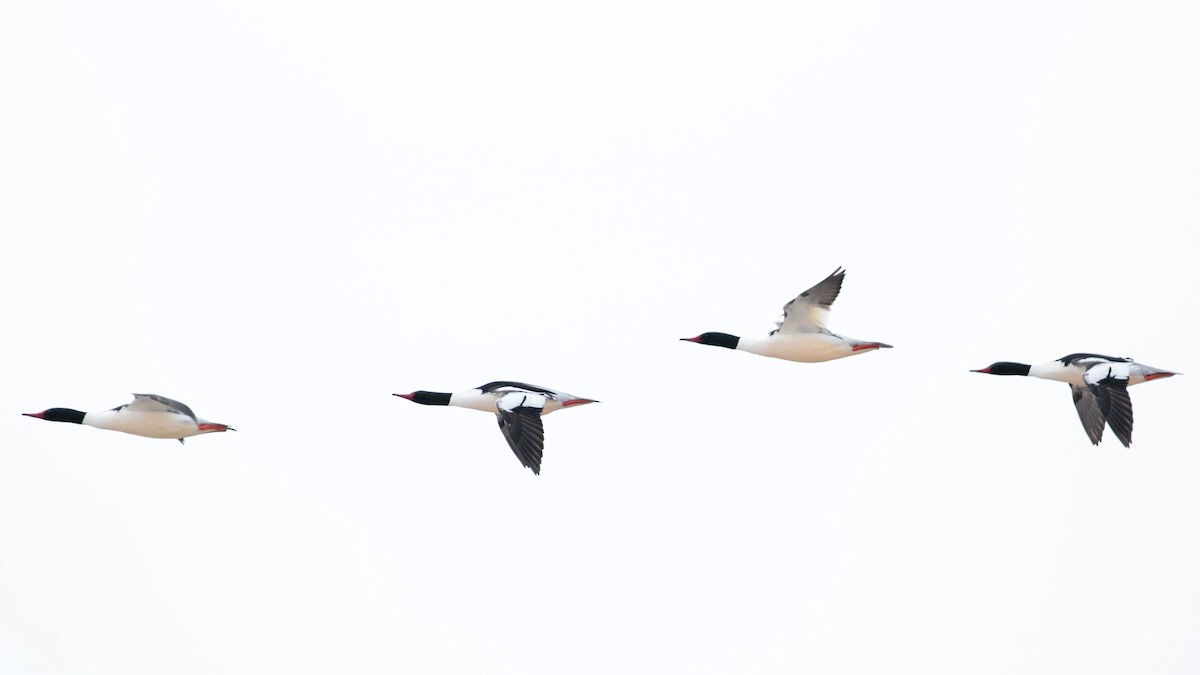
[125,394,198,421]
[1084,363,1134,447]
[1069,384,1106,445]
[495,392,546,475]
[771,267,845,335]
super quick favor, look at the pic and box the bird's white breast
[84,409,201,439]
[738,333,856,363]
[452,389,564,415]
[449,391,502,413]
[1028,361,1088,385]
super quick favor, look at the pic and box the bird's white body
[737,332,884,363]
[83,408,210,439]
[1027,359,1169,387]
[448,388,572,415]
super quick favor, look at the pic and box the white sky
[2,1,1198,673]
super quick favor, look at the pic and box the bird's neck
[990,362,1033,377]
[703,332,741,350]
[410,391,453,406]
[43,408,87,425]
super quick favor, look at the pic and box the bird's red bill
[852,343,884,352]
[1143,372,1177,381]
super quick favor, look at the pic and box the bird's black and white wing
[1069,385,1106,445]
[126,393,198,421]
[1058,353,1133,367]
[495,392,546,475]
[771,267,845,336]
[478,381,562,398]
[1084,362,1134,447]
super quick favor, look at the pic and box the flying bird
[394,381,598,475]
[681,267,892,362]
[23,393,235,444]
[971,354,1179,447]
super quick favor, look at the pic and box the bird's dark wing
[1085,364,1134,447]
[772,267,845,335]
[128,393,198,422]
[495,393,547,475]
[1070,384,1106,445]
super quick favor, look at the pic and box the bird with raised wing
[681,267,892,362]
[970,353,1179,447]
[23,393,235,444]
[394,381,598,475]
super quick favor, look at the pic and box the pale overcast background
[2,1,1198,673]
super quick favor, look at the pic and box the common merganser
[971,353,1179,447]
[394,381,598,475]
[23,393,235,444]
[681,267,892,363]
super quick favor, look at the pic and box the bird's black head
[22,408,86,424]
[680,332,740,350]
[970,361,1031,376]
[393,391,453,406]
